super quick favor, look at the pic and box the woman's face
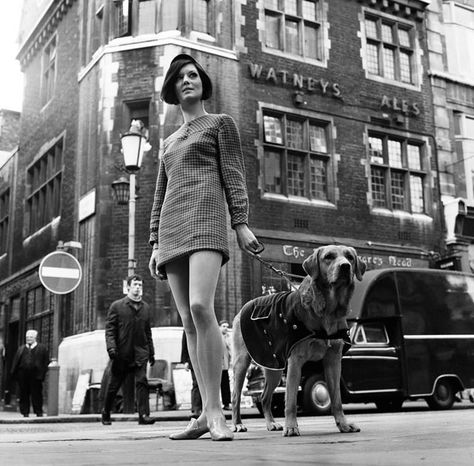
[174,63,203,105]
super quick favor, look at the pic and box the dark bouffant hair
[160,53,213,105]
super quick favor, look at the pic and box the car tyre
[426,379,455,410]
[302,374,332,415]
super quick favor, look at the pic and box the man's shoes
[138,414,156,425]
[222,405,231,411]
[22,414,29,418]
[36,413,44,417]
[101,410,112,426]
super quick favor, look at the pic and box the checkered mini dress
[149,114,249,277]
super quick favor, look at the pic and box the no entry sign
[39,251,82,294]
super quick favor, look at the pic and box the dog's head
[299,245,366,319]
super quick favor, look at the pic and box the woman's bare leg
[188,251,225,424]
[167,258,208,425]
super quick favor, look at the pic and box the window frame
[25,138,64,237]
[361,8,420,89]
[367,130,428,214]
[260,0,328,65]
[41,34,57,107]
[0,188,10,255]
[260,106,335,205]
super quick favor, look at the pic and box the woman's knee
[190,301,214,323]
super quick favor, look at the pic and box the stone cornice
[17,0,77,69]
[356,0,429,21]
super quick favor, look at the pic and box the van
[245,268,474,414]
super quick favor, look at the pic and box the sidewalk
[0,407,260,424]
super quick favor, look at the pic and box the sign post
[39,247,82,416]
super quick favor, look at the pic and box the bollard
[47,359,60,416]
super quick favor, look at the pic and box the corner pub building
[0,0,442,412]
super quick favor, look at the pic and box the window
[262,111,332,201]
[26,286,53,355]
[261,260,305,294]
[0,189,9,254]
[193,0,210,34]
[263,0,323,60]
[363,13,415,85]
[25,139,63,236]
[354,323,389,344]
[138,0,156,35]
[368,133,426,213]
[114,0,131,37]
[442,2,474,79]
[42,36,56,106]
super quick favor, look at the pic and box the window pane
[407,144,421,170]
[366,19,378,39]
[287,154,305,196]
[309,125,327,152]
[383,47,395,79]
[193,0,209,33]
[161,1,178,30]
[369,136,384,164]
[388,140,402,167]
[265,12,281,49]
[285,19,300,54]
[391,171,405,209]
[465,116,474,136]
[400,51,412,83]
[304,23,319,59]
[138,0,155,35]
[398,28,411,47]
[367,43,380,74]
[264,0,279,9]
[286,120,304,149]
[410,175,424,213]
[382,24,393,43]
[285,0,297,16]
[310,157,327,200]
[264,151,282,194]
[302,0,317,21]
[371,167,386,207]
[264,115,283,144]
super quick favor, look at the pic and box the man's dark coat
[11,343,49,381]
[105,296,154,366]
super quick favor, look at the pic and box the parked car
[245,268,474,414]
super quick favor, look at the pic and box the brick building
[0,0,444,411]
[426,0,474,272]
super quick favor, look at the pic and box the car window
[354,323,389,344]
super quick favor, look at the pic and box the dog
[231,245,366,436]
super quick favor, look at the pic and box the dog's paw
[283,427,300,437]
[266,422,283,431]
[337,421,360,433]
[233,424,247,433]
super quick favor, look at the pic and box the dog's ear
[302,247,322,278]
[349,247,366,281]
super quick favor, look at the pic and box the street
[1,404,474,465]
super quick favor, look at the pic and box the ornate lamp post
[111,120,150,276]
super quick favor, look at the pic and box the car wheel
[255,396,285,417]
[375,398,404,412]
[426,379,455,410]
[302,374,332,415]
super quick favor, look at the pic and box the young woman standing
[149,54,259,441]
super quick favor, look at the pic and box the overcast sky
[0,2,23,112]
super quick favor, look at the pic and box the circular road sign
[39,251,82,295]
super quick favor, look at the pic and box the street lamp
[111,120,150,276]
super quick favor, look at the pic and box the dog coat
[240,291,351,370]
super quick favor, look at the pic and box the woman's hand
[149,248,161,279]
[235,224,261,255]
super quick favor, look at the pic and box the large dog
[231,245,366,436]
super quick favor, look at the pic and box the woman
[148,54,259,441]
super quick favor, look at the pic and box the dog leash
[251,242,304,292]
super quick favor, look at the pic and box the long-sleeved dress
[149,113,249,277]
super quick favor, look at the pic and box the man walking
[11,329,49,417]
[102,274,156,425]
